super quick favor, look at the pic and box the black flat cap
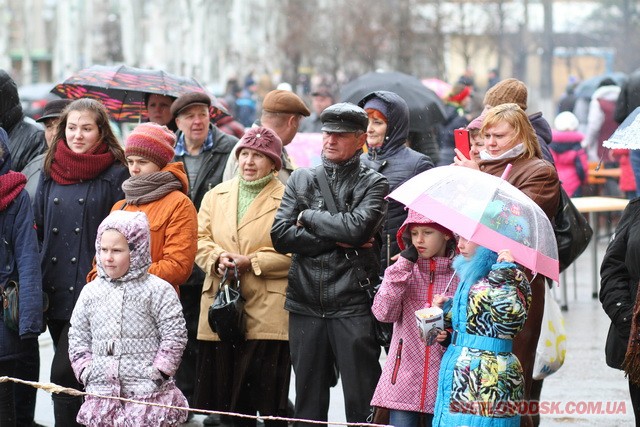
[320,102,368,133]
[170,92,211,117]
[36,99,73,123]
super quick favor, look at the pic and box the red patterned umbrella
[51,64,227,123]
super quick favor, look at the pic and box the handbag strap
[315,165,338,214]
[315,166,374,297]
[218,261,240,291]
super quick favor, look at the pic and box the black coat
[271,159,389,318]
[529,112,555,165]
[615,68,640,123]
[34,163,128,320]
[600,198,640,369]
[173,125,238,210]
[359,91,434,272]
[0,70,45,172]
[437,104,469,166]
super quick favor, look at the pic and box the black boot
[52,394,83,427]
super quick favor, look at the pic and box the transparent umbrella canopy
[389,165,559,281]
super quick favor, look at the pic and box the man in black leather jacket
[271,103,389,426]
[0,70,45,172]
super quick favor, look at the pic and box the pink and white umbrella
[388,165,559,280]
[422,78,452,99]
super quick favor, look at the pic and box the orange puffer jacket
[86,162,198,294]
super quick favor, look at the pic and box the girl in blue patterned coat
[69,210,188,426]
[432,236,531,427]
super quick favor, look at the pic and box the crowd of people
[1,64,640,427]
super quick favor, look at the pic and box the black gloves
[400,245,419,263]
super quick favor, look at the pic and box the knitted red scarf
[50,139,116,185]
[0,171,26,211]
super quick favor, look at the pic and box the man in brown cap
[223,89,310,183]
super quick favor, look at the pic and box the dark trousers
[629,380,640,426]
[48,319,83,427]
[175,283,201,406]
[14,337,39,427]
[0,359,17,426]
[289,313,381,427]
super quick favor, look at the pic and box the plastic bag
[533,285,567,380]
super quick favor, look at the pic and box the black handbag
[2,280,18,332]
[361,279,393,348]
[554,187,593,272]
[207,264,246,343]
[315,166,392,348]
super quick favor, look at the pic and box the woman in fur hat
[194,126,292,427]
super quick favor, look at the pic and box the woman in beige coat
[194,127,291,427]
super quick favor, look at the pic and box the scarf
[0,171,26,211]
[320,150,362,184]
[49,139,116,185]
[121,171,183,206]
[479,142,525,161]
[237,173,274,223]
[623,284,640,384]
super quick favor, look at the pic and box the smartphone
[454,128,471,159]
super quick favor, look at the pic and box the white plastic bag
[533,285,567,380]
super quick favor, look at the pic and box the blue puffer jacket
[0,129,42,360]
[359,91,434,273]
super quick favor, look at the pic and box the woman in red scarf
[34,98,129,426]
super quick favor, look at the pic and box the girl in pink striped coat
[371,209,459,427]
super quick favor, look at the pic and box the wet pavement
[33,234,635,426]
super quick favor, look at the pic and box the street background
[32,231,635,426]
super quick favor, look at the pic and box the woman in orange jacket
[86,122,198,293]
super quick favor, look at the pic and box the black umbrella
[340,71,447,134]
[574,72,627,99]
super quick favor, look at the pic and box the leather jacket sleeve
[271,170,338,257]
[300,172,388,247]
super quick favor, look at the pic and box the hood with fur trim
[95,210,151,282]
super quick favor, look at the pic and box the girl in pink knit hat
[86,121,198,296]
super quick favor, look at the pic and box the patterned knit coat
[69,211,188,426]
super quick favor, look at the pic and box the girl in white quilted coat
[370,209,458,427]
[68,210,188,426]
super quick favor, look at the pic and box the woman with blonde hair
[34,98,129,426]
[454,102,560,427]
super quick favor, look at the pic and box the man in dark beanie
[0,69,46,172]
[272,102,388,425]
[483,77,555,165]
